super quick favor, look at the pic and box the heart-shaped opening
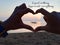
[22,12,47,29]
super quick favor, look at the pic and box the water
[8,21,46,33]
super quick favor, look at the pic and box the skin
[35,8,60,34]
[0,3,34,36]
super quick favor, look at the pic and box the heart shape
[22,13,46,29]
[15,3,47,32]
[17,3,48,32]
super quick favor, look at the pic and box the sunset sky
[0,0,60,21]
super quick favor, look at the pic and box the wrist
[0,24,8,37]
[1,20,11,31]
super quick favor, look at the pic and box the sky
[0,0,60,21]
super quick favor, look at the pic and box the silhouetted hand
[1,3,34,31]
[35,8,60,34]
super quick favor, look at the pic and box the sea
[8,21,46,33]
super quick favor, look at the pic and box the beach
[0,32,60,45]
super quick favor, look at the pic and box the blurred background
[0,0,60,33]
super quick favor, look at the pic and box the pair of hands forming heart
[1,3,60,34]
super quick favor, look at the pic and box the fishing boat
[31,22,37,24]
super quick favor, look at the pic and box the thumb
[35,26,46,32]
[22,24,34,31]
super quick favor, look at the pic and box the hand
[35,8,60,34]
[1,3,34,31]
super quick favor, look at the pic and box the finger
[14,3,27,12]
[18,8,34,18]
[18,3,27,9]
[51,11,60,15]
[36,8,51,16]
[22,24,34,31]
[26,8,35,14]
[19,8,34,17]
[35,26,46,32]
